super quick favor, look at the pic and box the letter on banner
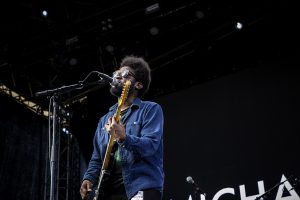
[275,174,300,200]
[212,188,235,200]
[240,181,265,200]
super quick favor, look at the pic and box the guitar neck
[101,80,130,170]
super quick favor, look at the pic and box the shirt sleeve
[118,103,164,157]
[82,122,103,184]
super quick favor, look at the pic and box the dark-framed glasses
[112,69,137,80]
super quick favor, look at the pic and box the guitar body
[92,80,131,200]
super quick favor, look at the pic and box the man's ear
[135,82,143,90]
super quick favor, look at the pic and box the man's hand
[105,116,126,142]
[80,180,93,200]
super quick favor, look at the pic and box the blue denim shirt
[83,97,164,199]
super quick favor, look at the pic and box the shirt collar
[109,97,141,111]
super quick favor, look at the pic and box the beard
[110,80,136,98]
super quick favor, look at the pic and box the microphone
[186,176,196,184]
[186,176,206,196]
[97,72,113,83]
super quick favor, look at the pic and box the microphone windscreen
[186,176,194,184]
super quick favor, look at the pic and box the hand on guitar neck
[105,116,126,143]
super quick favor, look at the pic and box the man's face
[110,66,137,97]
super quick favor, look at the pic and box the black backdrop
[157,66,300,200]
[0,94,48,200]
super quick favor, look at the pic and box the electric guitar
[93,79,131,200]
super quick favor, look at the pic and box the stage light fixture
[195,11,204,19]
[62,127,70,134]
[69,58,78,66]
[150,27,159,36]
[105,45,114,53]
[42,10,48,17]
[101,18,113,31]
[235,22,243,30]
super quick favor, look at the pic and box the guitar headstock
[118,80,131,107]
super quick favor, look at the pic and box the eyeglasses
[112,69,137,80]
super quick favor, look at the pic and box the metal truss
[58,133,81,200]
[0,83,49,118]
[43,105,81,200]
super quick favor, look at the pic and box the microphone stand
[192,187,200,200]
[36,72,109,200]
[193,186,206,200]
